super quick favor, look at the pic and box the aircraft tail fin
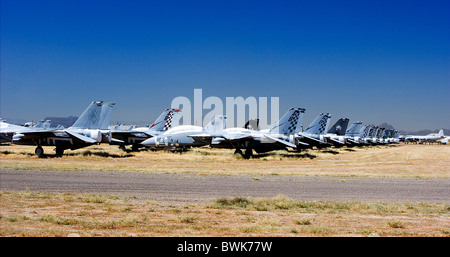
[360,125,372,138]
[268,108,305,134]
[99,102,115,130]
[204,115,226,132]
[304,113,331,135]
[345,121,363,137]
[244,119,259,131]
[327,118,349,135]
[438,129,444,137]
[147,109,182,132]
[71,101,103,129]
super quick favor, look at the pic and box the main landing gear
[234,148,253,159]
[35,146,44,157]
[34,146,65,157]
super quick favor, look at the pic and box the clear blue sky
[1,0,449,131]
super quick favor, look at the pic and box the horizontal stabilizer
[298,134,331,145]
[65,131,98,144]
[347,139,359,144]
[328,138,345,145]
[264,134,297,148]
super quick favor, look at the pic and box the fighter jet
[0,119,34,143]
[295,113,332,149]
[405,129,445,144]
[110,108,181,151]
[141,115,226,152]
[323,118,350,147]
[207,108,306,159]
[12,101,115,156]
[344,121,364,146]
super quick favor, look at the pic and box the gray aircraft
[295,113,332,149]
[344,121,364,146]
[110,108,181,151]
[141,115,226,151]
[322,118,350,147]
[207,108,306,159]
[12,101,115,156]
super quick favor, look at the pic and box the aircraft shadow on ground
[250,152,318,159]
[2,150,135,159]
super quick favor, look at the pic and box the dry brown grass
[0,143,449,178]
[1,191,448,237]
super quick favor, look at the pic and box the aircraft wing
[223,134,254,141]
[187,134,215,144]
[14,130,59,139]
[13,129,98,144]
[263,134,297,148]
[112,131,149,138]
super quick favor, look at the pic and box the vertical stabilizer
[304,113,332,135]
[147,109,182,132]
[327,118,349,135]
[268,108,305,134]
[345,121,363,137]
[99,102,115,130]
[204,115,226,132]
[360,125,372,138]
[71,101,103,129]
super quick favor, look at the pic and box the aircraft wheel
[234,149,243,155]
[243,148,253,159]
[35,146,44,157]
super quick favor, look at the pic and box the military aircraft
[110,108,181,151]
[405,129,445,144]
[207,108,306,159]
[1,118,66,143]
[141,115,226,152]
[0,119,34,143]
[295,113,332,149]
[322,118,350,147]
[344,121,364,146]
[12,101,115,156]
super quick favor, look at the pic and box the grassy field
[1,191,449,237]
[1,143,449,237]
[0,143,449,178]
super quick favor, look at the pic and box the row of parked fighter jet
[0,101,401,158]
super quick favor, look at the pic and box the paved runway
[1,169,449,203]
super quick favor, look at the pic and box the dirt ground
[0,143,449,237]
[0,143,449,178]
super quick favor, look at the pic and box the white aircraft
[439,136,449,144]
[205,108,306,158]
[141,115,226,152]
[12,101,115,156]
[405,129,445,144]
[110,108,181,151]
[0,119,35,143]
